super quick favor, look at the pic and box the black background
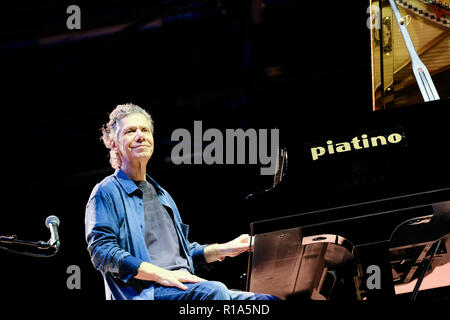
[0,0,449,303]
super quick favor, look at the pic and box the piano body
[245,96,450,300]
[245,0,450,298]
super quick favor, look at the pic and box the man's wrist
[135,261,162,281]
[204,243,226,263]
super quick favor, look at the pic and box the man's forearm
[135,261,205,290]
[204,243,226,263]
[134,261,166,281]
[203,235,252,263]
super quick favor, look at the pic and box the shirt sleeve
[189,242,209,270]
[85,192,143,283]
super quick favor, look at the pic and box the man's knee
[197,281,230,300]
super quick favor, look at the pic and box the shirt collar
[114,168,164,196]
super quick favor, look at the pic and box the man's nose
[135,129,145,141]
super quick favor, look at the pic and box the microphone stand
[0,234,59,258]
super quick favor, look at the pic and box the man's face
[113,113,154,167]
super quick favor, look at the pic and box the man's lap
[154,281,280,300]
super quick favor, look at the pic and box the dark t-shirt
[135,180,190,273]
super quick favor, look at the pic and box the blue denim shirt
[85,168,208,300]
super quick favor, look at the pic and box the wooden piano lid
[369,0,449,110]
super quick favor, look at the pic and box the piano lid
[369,0,450,110]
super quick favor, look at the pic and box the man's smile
[134,145,151,149]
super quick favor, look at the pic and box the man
[85,103,278,300]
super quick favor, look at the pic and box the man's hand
[204,234,253,263]
[135,262,206,290]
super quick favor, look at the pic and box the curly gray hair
[101,103,154,169]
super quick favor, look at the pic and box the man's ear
[110,138,118,151]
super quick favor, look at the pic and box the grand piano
[244,0,450,301]
[245,98,450,300]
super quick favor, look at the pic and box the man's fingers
[176,281,188,290]
[160,278,188,290]
[181,278,200,283]
[230,247,250,257]
[179,275,206,283]
[170,270,207,284]
[192,275,207,282]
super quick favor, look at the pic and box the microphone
[45,215,60,249]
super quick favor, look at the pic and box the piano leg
[410,239,442,300]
